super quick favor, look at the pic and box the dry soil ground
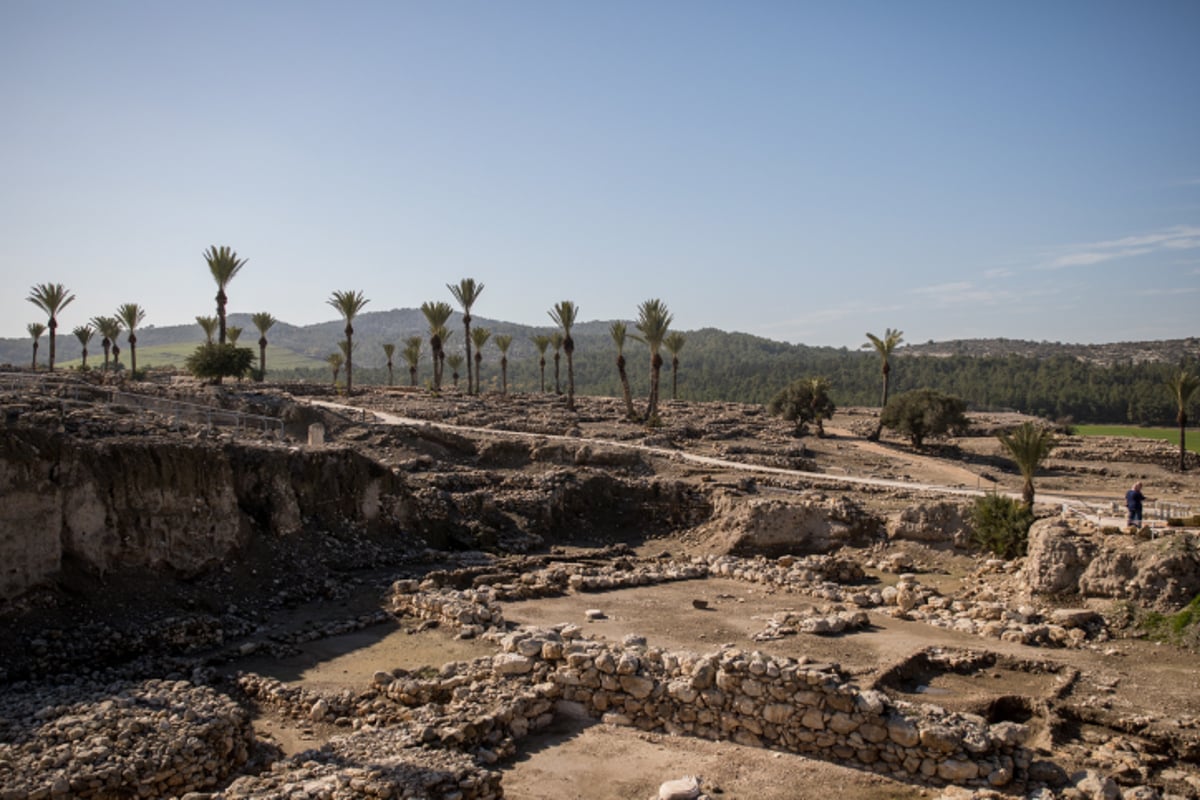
[213,390,1200,800]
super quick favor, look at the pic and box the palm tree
[91,316,121,372]
[381,343,396,387]
[494,334,513,396]
[73,325,94,370]
[227,325,244,345]
[196,315,218,344]
[996,422,1056,509]
[115,303,146,378]
[446,354,464,388]
[471,326,491,394]
[548,301,579,410]
[251,312,277,382]
[27,283,75,372]
[326,352,344,386]
[863,327,904,441]
[664,331,686,401]
[203,245,247,344]
[448,278,485,395]
[1167,369,1200,472]
[635,298,673,422]
[420,301,454,391]
[27,323,45,370]
[610,322,637,420]
[550,332,565,394]
[326,290,369,395]
[532,334,552,393]
[403,336,422,387]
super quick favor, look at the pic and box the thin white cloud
[1134,286,1200,297]
[983,268,1014,279]
[1041,225,1200,270]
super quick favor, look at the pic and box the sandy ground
[213,393,1200,800]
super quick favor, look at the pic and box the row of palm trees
[25,283,149,376]
[318,282,688,422]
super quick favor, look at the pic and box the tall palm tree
[326,352,344,386]
[196,315,218,344]
[610,322,637,420]
[203,245,247,345]
[548,301,579,410]
[446,354,464,388]
[420,301,453,391]
[635,298,673,422]
[996,422,1056,509]
[251,312,277,382]
[494,334,513,396]
[403,336,422,387]
[532,334,552,393]
[27,323,46,370]
[664,331,686,401]
[864,327,904,441]
[115,303,146,378]
[1167,369,1200,472]
[448,278,485,395]
[91,316,121,372]
[327,290,370,395]
[73,324,94,370]
[471,326,491,395]
[27,283,76,372]
[381,343,396,387]
[550,332,564,394]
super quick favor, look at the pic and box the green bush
[1143,594,1200,642]
[184,343,255,382]
[970,493,1034,558]
[880,388,968,447]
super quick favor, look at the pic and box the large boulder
[1024,517,1200,610]
[695,489,882,556]
[887,501,973,548]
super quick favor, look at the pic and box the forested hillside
[3,311,1195,426]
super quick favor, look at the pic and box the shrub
[1142,593,1200,642]
[767,377,835,437]
[970,493,1034,558]
[184,343,255,382]
[880,388,968,447]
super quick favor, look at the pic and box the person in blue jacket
[1125,481,1152,529]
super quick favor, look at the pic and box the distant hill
[3,310,1196,425]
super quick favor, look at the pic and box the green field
[1075,424,1200,454]
[57,342,326,371]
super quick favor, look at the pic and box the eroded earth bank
[2,376,1200,800]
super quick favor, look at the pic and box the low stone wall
[388,564,1036,790]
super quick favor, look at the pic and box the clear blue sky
[2,0,1197,348]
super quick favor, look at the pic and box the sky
[2,0,1198,349]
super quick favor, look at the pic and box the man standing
[1125,481,1153,530]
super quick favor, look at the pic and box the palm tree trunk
[216,290,228,344]
[474,352,482,393]
[646,363,661,421]
[671,356,679,400]
[1023,479,1035,509]
[501,357,508,396]
[554,354,561,394]
[102,339,111,371]
[128,333,137,378]
[539,358,546,393]
[30,342,37,370]
[617,355,635,420]
[48,319,57,372]
[463,317,473,395]
[1181,411,1189,472]
[409,366,417,387]
[259,339,268,381]
[345,326,354,395]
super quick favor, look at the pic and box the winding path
[308,399,1112,522]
